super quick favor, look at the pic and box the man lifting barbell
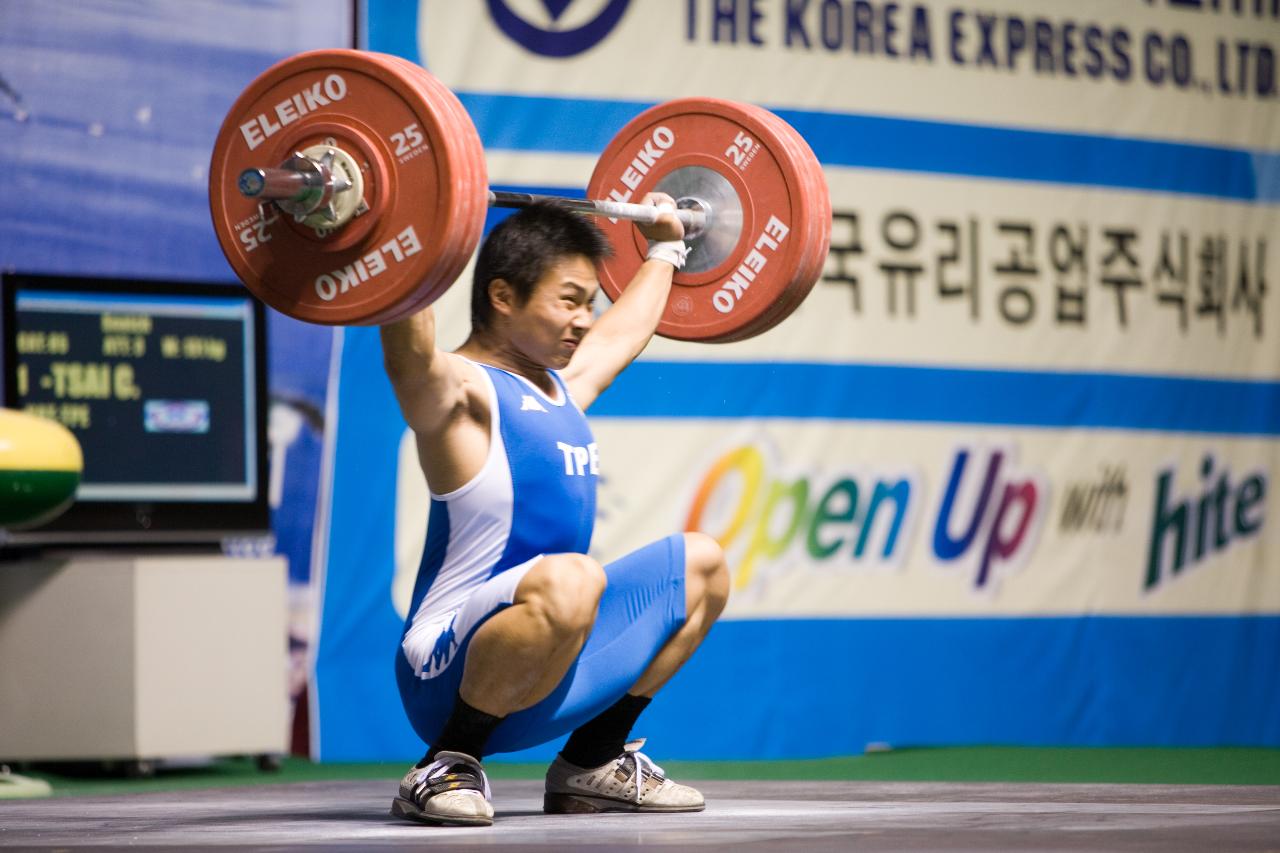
[381,195,728,826]
[208,49,831,827]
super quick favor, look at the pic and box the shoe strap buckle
[415,750,492,802]
[620,739,665,804]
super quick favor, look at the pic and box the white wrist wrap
[646,240,689,270]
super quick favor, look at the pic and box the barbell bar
[238,161,710,236]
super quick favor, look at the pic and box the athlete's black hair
[470,203,612,332]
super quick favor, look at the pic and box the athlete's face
[509,254,599,369]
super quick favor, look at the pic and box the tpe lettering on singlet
[556,441,599,476]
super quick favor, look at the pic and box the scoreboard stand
[0,553,289,771]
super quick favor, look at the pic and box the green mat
[11,748,1280,798]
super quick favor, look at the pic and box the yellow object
[0,408,84,528]
[0,766,52,799]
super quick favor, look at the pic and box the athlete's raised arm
[381,307,465,434]
[381,307,489,493]
[561,193,685,410]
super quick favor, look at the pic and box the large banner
[313,0,1280,760]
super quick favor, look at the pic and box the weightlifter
[382,193,730,826]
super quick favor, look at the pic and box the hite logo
[487,0,632,57]
[1144,455,1267,592]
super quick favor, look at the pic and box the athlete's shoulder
[549,370,586,413]
[444,353,493,396]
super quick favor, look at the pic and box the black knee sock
[418,695,505,766]
[560,693,652,769]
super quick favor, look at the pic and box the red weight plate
[209,49,477,325]
[376,57,487,324]
[357,54,488,324]
[685,101,828,342]
[391,74,487,322]
[334,53,465,325]
[587,98,815,342]
[362,54,470,322]
[717,104,831,342]
[396,58,485,293]
[375,56,488,324]
[672,101,828,342]
[710,105,817,341]
[734,104,830,341]
[699,151,802,336]
[419,66,488,303]
[775,112,832,319]
[732,108,830,342]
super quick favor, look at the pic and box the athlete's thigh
[484,533,688,754]
[396,555,542,746]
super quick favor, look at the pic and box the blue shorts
[395,533,687,755]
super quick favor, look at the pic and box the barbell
[208,49,831,342]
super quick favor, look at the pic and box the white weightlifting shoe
[544,739,705,814]
[390,750,494,826]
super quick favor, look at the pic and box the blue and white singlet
[399,360,598,678]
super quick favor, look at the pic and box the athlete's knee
[683,532,729,613]
[521,553,606,635]
[684,531,726,580]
